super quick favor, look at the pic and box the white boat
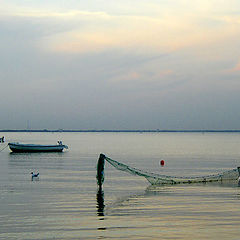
[8,142,68,153]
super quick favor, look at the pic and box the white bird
[31,172,39,180]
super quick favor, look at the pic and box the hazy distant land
[1,129,240,133]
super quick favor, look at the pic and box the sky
[0,0,240,130]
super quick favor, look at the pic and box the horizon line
[1,129,240,133]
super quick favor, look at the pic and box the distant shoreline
[1,129,240,133]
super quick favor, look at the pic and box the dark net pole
[96,153,106,187]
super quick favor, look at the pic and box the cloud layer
[0,0,240,129]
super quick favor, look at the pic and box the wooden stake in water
[97,154,105,187]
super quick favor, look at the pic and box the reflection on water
[145,180,239,192]
[7,151,65,171]
[96,187,105,217]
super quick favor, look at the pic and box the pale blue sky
[0,0,240,130]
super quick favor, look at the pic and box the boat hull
[8,143,67,153]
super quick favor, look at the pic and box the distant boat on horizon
[8,142,68,153]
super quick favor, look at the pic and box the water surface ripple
[0,132,240,239]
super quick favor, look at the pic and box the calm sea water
[0,132,240,239]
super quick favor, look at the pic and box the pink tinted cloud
[111,71,141,82]
[229,61,240,72]
[157,70,173,78]
[233,62,240,71]
[223,61,240,74]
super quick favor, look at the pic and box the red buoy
[160,160,165,166]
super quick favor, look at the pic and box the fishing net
[97,154,240,185]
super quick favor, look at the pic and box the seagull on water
[31,172,39,180]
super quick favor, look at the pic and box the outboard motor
[237,167,240,186]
